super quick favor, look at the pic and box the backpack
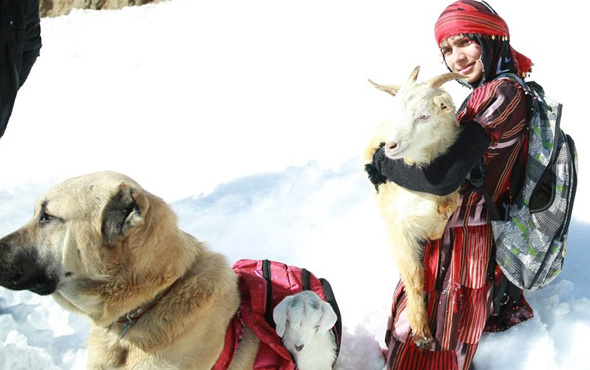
[479,73,578,290]
[232,259,342,368]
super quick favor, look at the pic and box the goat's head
[273,291,337,352]
[369,66,466,165]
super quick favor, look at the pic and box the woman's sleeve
[367,121,490,196]
[20,0,42,86]
[460,79,527,144]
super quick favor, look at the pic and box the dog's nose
[295,344,304,352]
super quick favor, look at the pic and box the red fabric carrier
[235,259,329,320]
[219,259,340,370]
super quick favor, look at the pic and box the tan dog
[0,171,261,369]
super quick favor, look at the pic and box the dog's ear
[316,301,337,338]
[273,297,291,337]
[101,183,149,247]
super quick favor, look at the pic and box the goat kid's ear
[101,183,149,247]
[273,297,290,337]
[316,301,338,338]
[433,95,455,114]
[368,79,401,97]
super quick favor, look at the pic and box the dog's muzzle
[0,239,59,295]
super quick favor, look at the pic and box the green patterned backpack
[489,73,578,290]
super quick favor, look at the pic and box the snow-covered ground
[0,1,588,369]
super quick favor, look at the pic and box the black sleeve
[20,0,41,86]
[19,50,39,87]
[368,121,491,196]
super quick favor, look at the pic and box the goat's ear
[101,183,149,247]
[368,79,401,96]
[273,297,290,337]
[433,95,455,114]
[316,301,338,338]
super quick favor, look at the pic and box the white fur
[366,66,465,349]
[273,291,338,370]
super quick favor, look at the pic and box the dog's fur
[0,171,264,369]
[273,291,338,370]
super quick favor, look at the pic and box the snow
[0,0,588,369]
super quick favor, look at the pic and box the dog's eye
[40,211,56,224]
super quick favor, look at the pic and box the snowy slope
[0,1,589,369]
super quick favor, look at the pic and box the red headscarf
[434,0,532,77]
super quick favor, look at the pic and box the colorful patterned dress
[384,77,534,370]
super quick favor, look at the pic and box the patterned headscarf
[434,0,532,87]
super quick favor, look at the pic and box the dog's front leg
[87,325,129,369]
[229,328,260,370]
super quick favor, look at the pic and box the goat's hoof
[412,333,433,351]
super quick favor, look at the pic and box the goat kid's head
[369,66,465,163]
[273,291,337,352]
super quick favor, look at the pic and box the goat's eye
[419,114,430,121]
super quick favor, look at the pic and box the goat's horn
[408,66,420,83]
[428,72,466,88]
[368,79,400,96]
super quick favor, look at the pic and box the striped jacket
[385,77,532,369]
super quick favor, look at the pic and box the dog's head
[0,171,198,324]
[273,291,337,352]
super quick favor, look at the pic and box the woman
[369,1,535,368]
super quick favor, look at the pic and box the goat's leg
[427,192,460,240]
[438,192,460,220]
[390,227,433,350]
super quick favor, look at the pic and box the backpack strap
[301,268,311,291]
[262,259,276,328]
[319,278,343,359]
[468,158,503,221]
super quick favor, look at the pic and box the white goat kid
[365,66,465,349]
[273,291,338,370]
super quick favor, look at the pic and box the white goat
[365,66,465,349]
[273,291,338,370]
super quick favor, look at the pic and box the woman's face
[440,36,483,84]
